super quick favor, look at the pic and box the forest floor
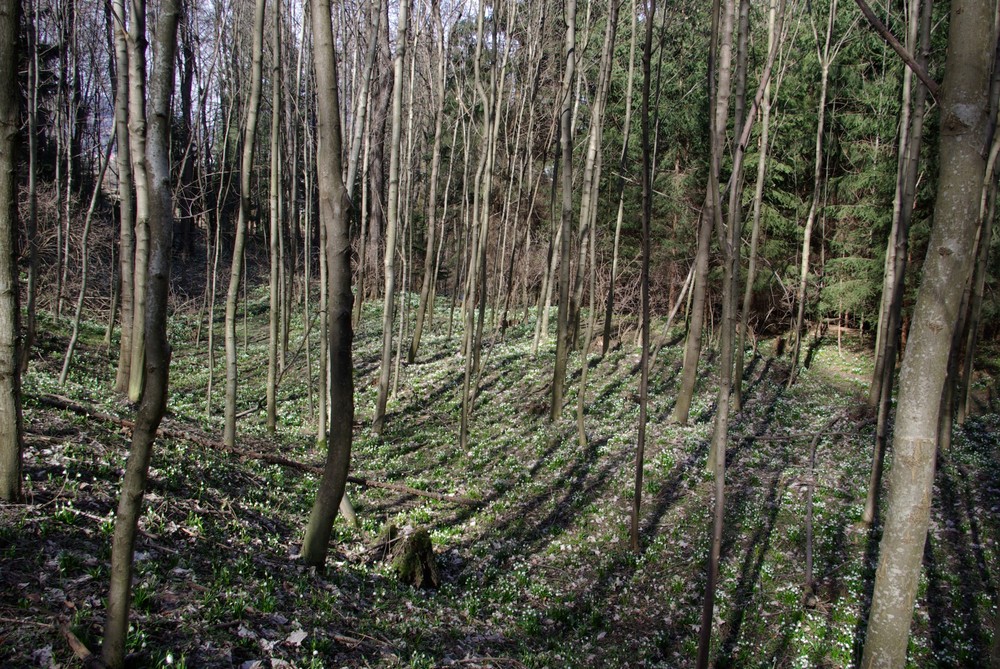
[2,289,999,668]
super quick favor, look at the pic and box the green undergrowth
[2,291,998,668]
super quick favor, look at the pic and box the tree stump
[382,526,440,589]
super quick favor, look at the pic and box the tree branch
[852,0,939,99]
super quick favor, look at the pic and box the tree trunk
[300,0,355,568]
[101,2,180,664]
[223,0,266,448]
[60,137,115,385]
[697,0,737,664]
[631,0,655,554]
[550,0,577,422]
[602,0,638,355]
[267,0,282,434]
[862,0,930,527]
[373,0,409,436]
[126,0,151,403]
[21,0,40,374]
[788,0,845,386]
[860,1,992,664]
[734,0,786,411]
[576,0,619,444]
[0,0,22,503]
[111,0,135,393]
[409,1,447,364]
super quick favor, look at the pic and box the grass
[1,290,998,668]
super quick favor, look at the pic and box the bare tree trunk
[576,0,619,444]
[631,0,655,553]
[111,0,135,393]
[862,0,930,526]
[734,0,785,411]
[126,0,151,403]
[603,0,638,356]
[373,0,409,436]
[102,2,180,664]
[0,0,22,503]
[267,0,282,434]
[697,0,737,664]
[409,0,447,364]
[788,0,849,385]
[21,0,40,374]
[860,0,992,663]
[300,0,354,568]
[223,0,267,448]
[550,0,577,422]
[60,137,115,385]
[674,0,732,426]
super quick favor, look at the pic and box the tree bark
[550,0,577,422]
[0,0,22,503]
[126,0,151,403]
[862,0,930,526]
[267,0,282,434]
[860,0,992,664]
[102,1,180,664]
[223,0,267,448]
[631,0,655,554]
[111,0,135,394]
[373,0,409,436]
[300,0,355,568]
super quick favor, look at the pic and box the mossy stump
[383,526,440,589]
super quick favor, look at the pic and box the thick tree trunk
[0,0,22,503]
[860,1,992,664]
[101,2,180,664]
[300,0,355,568]
[223,0,266,448]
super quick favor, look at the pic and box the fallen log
[36,394,480,507]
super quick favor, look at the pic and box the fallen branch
[59,622,106,669]
[35,394,480,507]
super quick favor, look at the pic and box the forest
[1,0,1000,666]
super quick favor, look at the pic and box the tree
[102,0,181,663]
[300,0,355,568]
[112,0,136,394]
[550,0,577,422]
[630,0,655,553]
[0,0,22,503]
[860,0,993,664]
[224,0,267,448]
[126,0,152,403]
[373,0,409,436]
